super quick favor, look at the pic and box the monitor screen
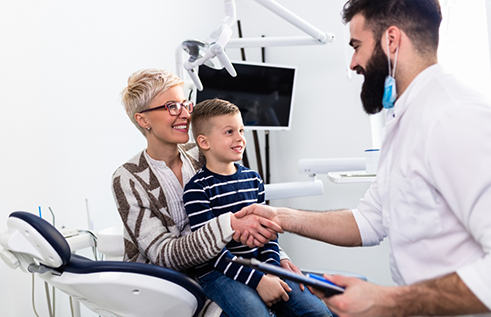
[195,61,296,130]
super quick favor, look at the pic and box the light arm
[178,0,334,91]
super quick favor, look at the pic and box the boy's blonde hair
[121,69,183,136]
[191,98,240,142]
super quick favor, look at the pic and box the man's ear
[196,135,210,150]
[135,113,149,130]
[385,26,401,55]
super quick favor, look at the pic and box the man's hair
[191,98,240,142]
[342,0,442,56]
[121,69,183,136]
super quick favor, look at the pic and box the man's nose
[349,53,358,71]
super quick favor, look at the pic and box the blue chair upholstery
[2,211,206,317]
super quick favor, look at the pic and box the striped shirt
[183,163,280,289]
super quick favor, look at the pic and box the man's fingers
[258,217,283,233]
[255,225,277,241]
[234,205,252,218]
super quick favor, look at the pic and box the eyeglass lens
[167,101,193,115]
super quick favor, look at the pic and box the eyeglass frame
[139,100,194,116]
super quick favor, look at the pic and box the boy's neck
[206,160,237,176]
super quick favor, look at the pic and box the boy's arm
[255,179,281,266]
[184,181,265,289]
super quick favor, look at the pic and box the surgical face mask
[382,31,399,109]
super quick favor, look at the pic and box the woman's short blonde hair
[121,69,183,136]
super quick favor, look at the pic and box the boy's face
[204,113,246,165]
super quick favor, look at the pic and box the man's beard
[356,42,389,115]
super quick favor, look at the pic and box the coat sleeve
[427,104,491,309]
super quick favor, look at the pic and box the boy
[183,98,331,317]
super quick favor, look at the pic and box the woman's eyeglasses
[140,101,194,116]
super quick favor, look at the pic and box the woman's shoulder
[179,142,206,170]
[112,150,148,178]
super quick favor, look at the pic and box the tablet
[229,257,344,297]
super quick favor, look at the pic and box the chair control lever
[28,263,61,276]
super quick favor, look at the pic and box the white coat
[352,64,491,312]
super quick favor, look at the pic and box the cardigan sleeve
[111,158,234,272]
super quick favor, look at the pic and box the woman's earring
[147,127,151,131]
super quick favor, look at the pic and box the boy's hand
[230,213,282,248]
[280,259,305,291]
[256,274,291,307]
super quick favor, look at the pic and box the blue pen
[38,206,42,218]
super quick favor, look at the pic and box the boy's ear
[196,135,210,150]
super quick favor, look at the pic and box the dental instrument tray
[229,257,345,297]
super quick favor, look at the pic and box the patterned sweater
[184,164,280,289]
[111,143,235,272]
[112,143,289,317]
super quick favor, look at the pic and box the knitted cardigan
[112,143,289,316]
[112,143,232,317]
[112,143,235,271]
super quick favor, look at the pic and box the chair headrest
[8,211,71,267]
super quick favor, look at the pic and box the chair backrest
[1,211,206,317]
[1,211,71,268]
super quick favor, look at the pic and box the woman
[112,69,301,317]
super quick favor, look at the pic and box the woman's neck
[146,139,181,168]
[146,137,180,162]
[147,142,184,186]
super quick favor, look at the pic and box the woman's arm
[113,168,235,271]
[112,168,280,271]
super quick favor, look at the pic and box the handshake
[230,203,283,248]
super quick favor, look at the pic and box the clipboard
[229,257,345,297]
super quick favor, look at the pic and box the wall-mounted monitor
[195,61,296,131]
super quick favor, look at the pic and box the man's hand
[280,259,306,291]
[233,204,283,246]
[256,274,291,307]
[309,272,490,317]
[309,274,391,317]
[230,213,283,248]
[235,204,281,226]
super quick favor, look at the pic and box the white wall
[0,1,390,316]
[227,0,392,286]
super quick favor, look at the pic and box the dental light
[177,0,335,91]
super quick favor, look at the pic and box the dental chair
[0,211,206,317]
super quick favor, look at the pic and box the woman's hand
[256,274,291,307]
[230,212,283,248]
